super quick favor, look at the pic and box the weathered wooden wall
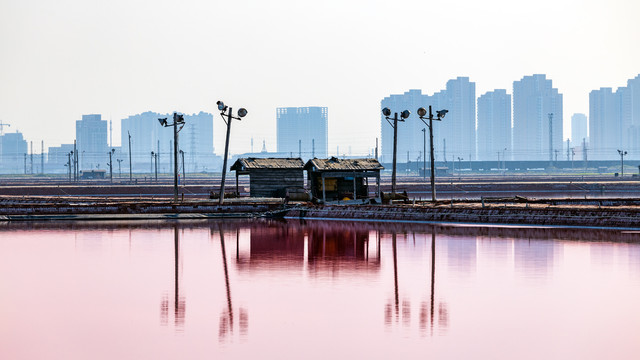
[249,169,304,197]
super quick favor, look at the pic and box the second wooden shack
[231,157,305,197]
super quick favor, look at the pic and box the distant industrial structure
[276,106,328,159]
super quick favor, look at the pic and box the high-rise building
[0,131,28,174]
[440,77,477,162]
[589,88,622,159]
[276,107,328,159]
[589,74,640,159]
[121,111,215,173]
[477,89,511,161]
[76,114,108,170]
[570,113,588,148]
[512,74,563,161]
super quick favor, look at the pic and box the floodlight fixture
[158,118,167,126]
[382,107,391,117]
[238,108,248,118]
[217,101,226,111]
[417,107,427,117]
[401,110,411,119]
[437,109,448,119]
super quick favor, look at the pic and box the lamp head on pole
[436,109,448,119]
[237,108,248,118]
[417,107,427,117]
[381,107,391,117]
[401,110,411,119]
[217,101,227,112]
[158,118,167,126]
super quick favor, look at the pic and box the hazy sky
[1,0,639,155]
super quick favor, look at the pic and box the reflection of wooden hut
[230,158,305,197]
[304,157,383,202]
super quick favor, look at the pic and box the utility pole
[24,153,27,174]
[382,108,410,198]
[180,150,185,185]
[216,101,247,205]
[30,141,33,175]
[108,149,114,182]
[583,138,588,169]
[128,131,132,182]
[548,113,554,166]
[422,129,426,180]
[617,149,628,177]
[117,159,123,178]
[73,140,77,181]
[554,149,559,162]
[375,137,379,161]
[418,106,448,203]
[566,139,570,161]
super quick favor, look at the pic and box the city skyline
[1,0,639,157]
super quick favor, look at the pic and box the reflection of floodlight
[238,108,248,117]
[437,109,448,118]
[217,101,226,111]
[417,107,427,117]
[382,107,391,117]
[401,110,411,119]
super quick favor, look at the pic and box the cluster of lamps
[382,106,448,202]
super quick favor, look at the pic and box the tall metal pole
[155,153,158,181]
[391,113,399,197]
[429,107,436,202]
[180,150,185,185]
[109,151,113,182]
[548,113,553,166]
[73,140,77,181]
[173,113,179,202]
[219,108,232,205]
[422,128,426,180]
[128,132,132,182]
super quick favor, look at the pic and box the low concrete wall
[285,204,640,228]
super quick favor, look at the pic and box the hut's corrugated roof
[304,157,384,171]
[231,157,304,170]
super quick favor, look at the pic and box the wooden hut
[304,157,383,202]
[230,158,305,197]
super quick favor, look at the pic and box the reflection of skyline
[514,239,558,280]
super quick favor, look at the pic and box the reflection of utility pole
[430,228,436,334]
[392,232,399,318]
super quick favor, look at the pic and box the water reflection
[385,227,448,336]
[160,225,185,329]
[216,226,249,342]
[2,220,640,359]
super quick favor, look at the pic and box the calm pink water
[1,220,640,360]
